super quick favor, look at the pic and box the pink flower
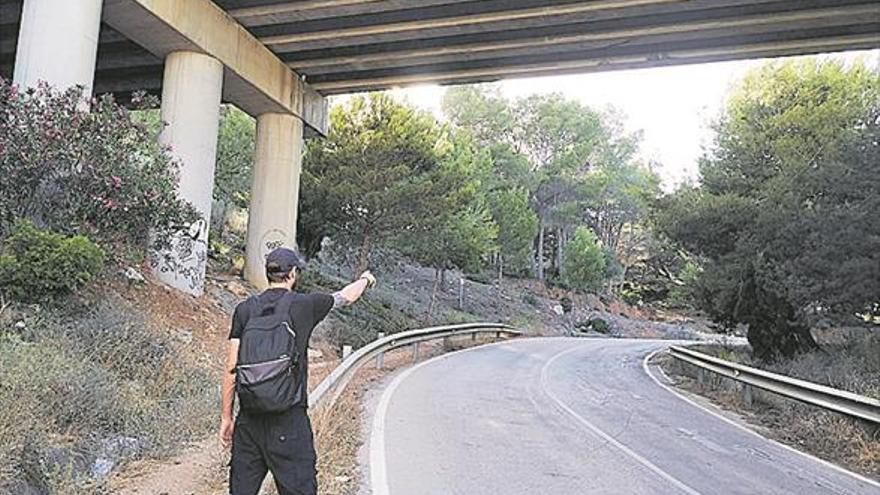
[111,175,122,188]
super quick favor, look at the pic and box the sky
[374,49,879,191]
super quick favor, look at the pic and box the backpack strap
[277,293,299,359]
[275,292,296,329]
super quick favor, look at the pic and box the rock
[42,445,90,481]
[552,305,565,316]
[307,348,323,360]
[103,436,144,458]
[14,320,25,329]
[122,266,146,284]
[92,457,115,479]
[92,436,144,479]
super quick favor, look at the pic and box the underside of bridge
[1,0,878,99]
[0,0,877,295]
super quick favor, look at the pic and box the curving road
[367,338,879,495]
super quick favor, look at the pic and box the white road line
[642,349,880,490]
[369,339,521,495]
[540,344,704,495]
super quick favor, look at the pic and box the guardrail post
[696,368,706,386]
[495,330,501,339]
[376,332,385,369]
[458,278,464,309]
[342,345,352,359]
[471,332,477,342]
[412,342,420,362]
[741,383,754,407]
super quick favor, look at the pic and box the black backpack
[235,294,301,414]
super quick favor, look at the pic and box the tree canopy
[443,85,659,288]
[656,59,880,360]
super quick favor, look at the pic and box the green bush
[0,221,104,302]
[0,79,197,255]
[576,317,610,334]
[563,227,607,292]
[522,292,540,307]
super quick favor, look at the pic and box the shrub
[522,292,540,307]
[0,79,197,256]
[0,221,104,302]
[576,317,610,334]
[563,227,606,292]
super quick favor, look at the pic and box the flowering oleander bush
[0,78,196,257]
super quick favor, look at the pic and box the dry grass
[0,293,218,494]
[313,392,362,495]
[657,338,880,481]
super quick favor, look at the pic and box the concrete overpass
[1,0,878,295]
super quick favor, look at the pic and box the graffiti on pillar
[261,229,289,260]
[150,217,209,293]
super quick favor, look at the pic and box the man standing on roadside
[219,247,376,495]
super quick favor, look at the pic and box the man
[219,247,376,495]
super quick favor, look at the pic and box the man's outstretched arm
[332,270,376,308]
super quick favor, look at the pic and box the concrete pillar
[245,113,304,289]
[151,51,223,296]
[13,0,102,93]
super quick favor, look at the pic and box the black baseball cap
[265,247,307,274]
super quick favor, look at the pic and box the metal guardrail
[669,346,880,424]
[309,323,521,409]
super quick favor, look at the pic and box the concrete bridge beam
[13,0,102,94]
[151,51,224,296]
[244,113,304,290]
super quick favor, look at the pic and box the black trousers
[230,407,317,495]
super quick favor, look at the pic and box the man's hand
[334,271,377,308]
[359,270,377,288]
[220,417,234,449]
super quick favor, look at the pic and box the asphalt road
[369,338,879,495]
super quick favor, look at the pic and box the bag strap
[277,293,300,362]
[276,292,296,330]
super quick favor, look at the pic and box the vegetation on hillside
[441,87,660,287]
[3,54,877,493]
[655,59,880,360]
[0,79,213,494]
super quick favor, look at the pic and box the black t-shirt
[229,288,334,408]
